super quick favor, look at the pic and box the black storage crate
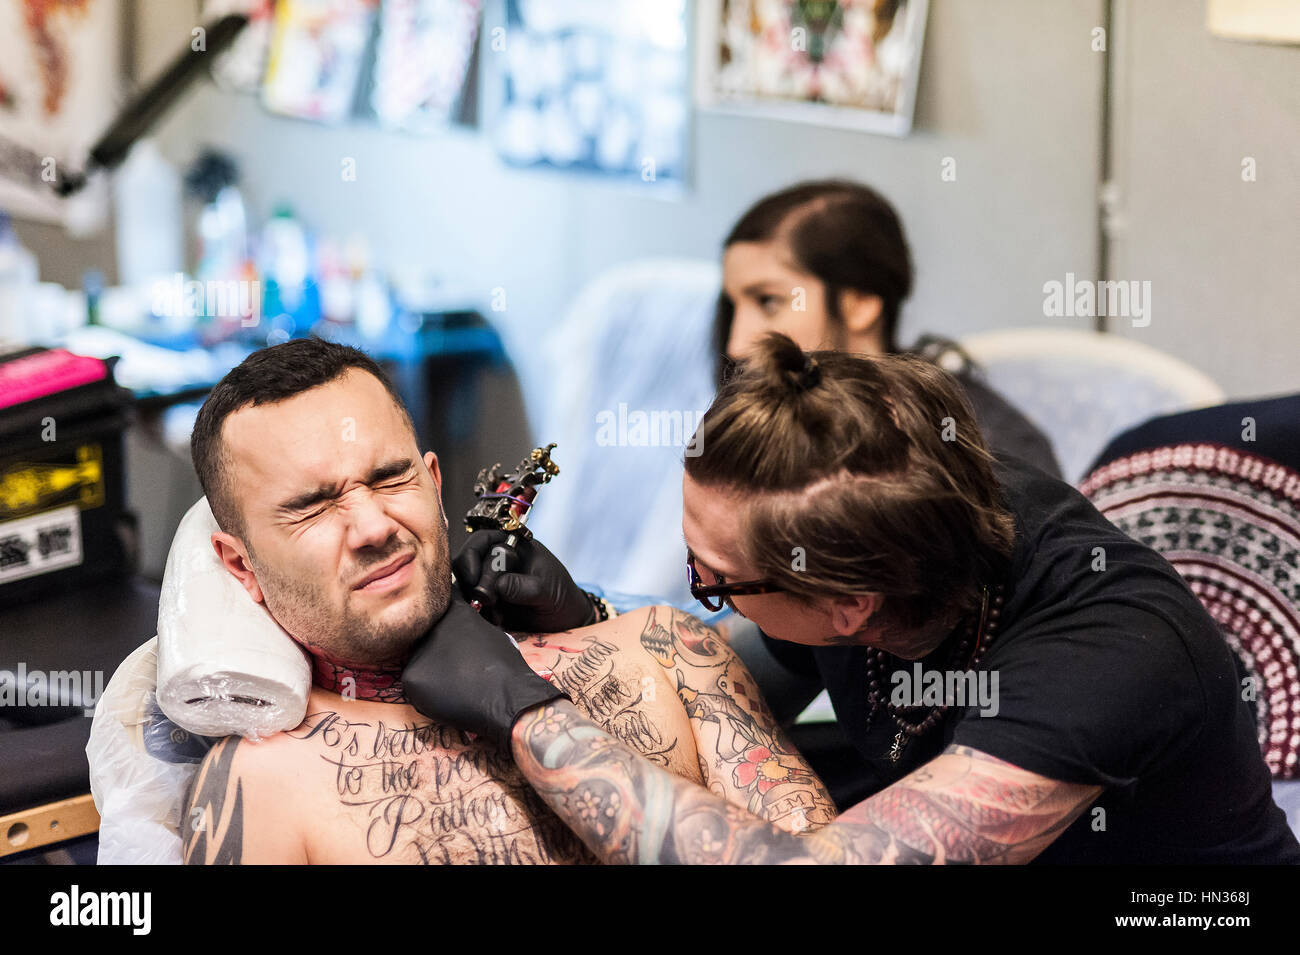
[0,345,136,608]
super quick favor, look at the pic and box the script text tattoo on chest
[290,711,589,864]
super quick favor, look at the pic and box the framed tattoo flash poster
[695,0,929,137]
[0,0,120,226]
[369,0,482,131]
[485,0,691,190]
[261,0,379,123]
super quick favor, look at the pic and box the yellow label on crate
[0,444,105,520]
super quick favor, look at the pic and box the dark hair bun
[751,332,822,395]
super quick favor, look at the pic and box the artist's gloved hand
[402,592,569,745]
[453,530,597,632]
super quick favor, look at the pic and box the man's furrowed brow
[276,458,416,512]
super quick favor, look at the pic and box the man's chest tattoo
[290,711,592,864]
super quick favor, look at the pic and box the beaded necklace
[865,583,1006,764]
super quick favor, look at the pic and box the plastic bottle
[113,139,184,289]
[344,234,393,341]
[259,205,320,338]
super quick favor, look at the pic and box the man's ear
[211,532,264,604]
[829,592,883,638]
[423,451,448,528]
[839,290,884,342]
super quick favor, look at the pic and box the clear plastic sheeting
[155,497,311,739]
[87,639,197,865]
[522,258,722,607]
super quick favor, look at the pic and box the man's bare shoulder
[196,690,346,786]
[513,604,655,651]
[182,730,309,864]
[583,605,839,833]
[513,606,703,776]
[514,604,712,669]
[182,689,421,864]
[513,604,665,690]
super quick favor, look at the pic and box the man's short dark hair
[190,338,415,541]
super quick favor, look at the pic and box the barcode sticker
[0,504,84,585]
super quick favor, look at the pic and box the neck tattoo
[307,649,407,705]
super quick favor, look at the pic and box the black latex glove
[452,529,597,633]
[402,593,569,745]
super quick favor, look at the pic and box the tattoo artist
[401,334,1300,865]
[707,179,1062,755]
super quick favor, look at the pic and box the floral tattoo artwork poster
[696,0,929,136]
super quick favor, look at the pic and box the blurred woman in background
[713,179,1062,479]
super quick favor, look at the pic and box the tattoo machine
[463,443,560,623]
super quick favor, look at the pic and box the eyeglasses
[686,550,781,613]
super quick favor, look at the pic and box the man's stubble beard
[250,520,452,667]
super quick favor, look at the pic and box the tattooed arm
[182,735,306,864]
[636,606,836,833]
[510,701,1103,864]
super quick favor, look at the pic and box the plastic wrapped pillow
[154,498,310,740]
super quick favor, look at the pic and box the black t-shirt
[765,454,1300,864]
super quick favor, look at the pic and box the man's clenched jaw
[211,369,452,668]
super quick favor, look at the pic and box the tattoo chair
[518,257,723,608]
[1078,393,1300,837]
[960,328,1224,482]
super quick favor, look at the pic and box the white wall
[1107,0,1299,397]
[147,0,1104,350]
[141,0,1295,399]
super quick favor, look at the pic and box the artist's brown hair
[686,333,1015,636]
